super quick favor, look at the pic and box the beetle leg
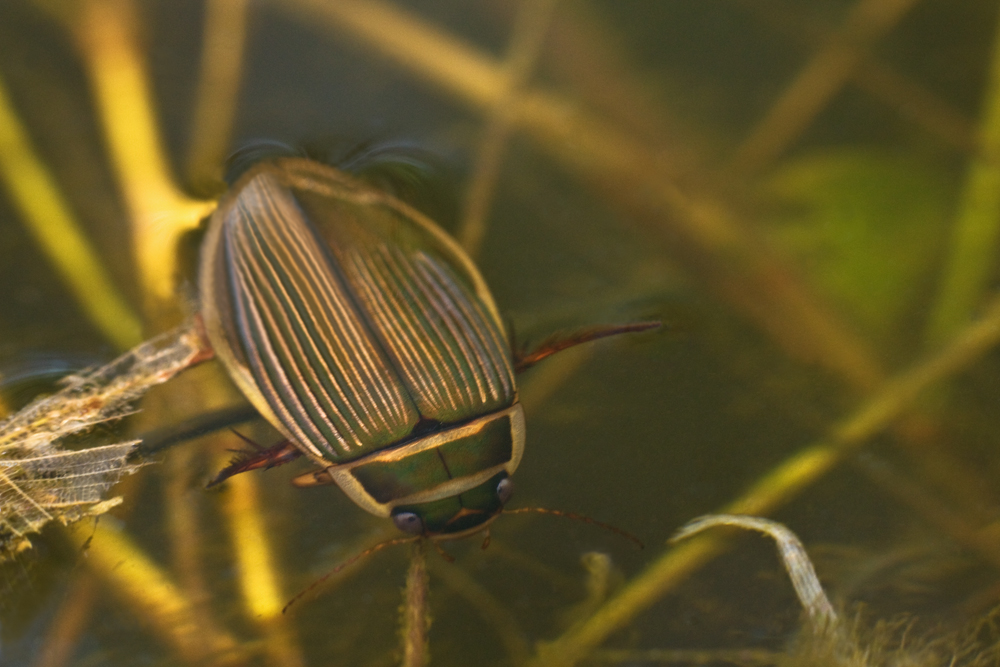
[186,312,217,366]
[291,468,337,487]
[206,437,302,487]
[512,321,660,373]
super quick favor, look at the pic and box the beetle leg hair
[206,436,302,487]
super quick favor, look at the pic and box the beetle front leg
[290,468,337,487]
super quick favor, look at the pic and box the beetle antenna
[282,536,418,614]
[513,321,661,373]
[503,507,644,549]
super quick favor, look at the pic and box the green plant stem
[430,558,530,665]
[527,294,1000,667]
[184,0,249,193]
[924,6,1000,350]
[74,0,215,310]
[401,540,430,667]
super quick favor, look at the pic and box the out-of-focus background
[3,1,1000,665]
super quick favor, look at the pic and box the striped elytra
[200,158,524,537]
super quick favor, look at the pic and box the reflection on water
[2,0,1000,665]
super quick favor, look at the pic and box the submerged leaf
[0,323,210,560]
[764,150,951,351]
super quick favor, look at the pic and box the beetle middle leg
[207,434,302,487]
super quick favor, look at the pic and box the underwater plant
[3,1,1000,666]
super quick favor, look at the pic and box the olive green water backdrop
[2,1,1000,666]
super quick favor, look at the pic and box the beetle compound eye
[392,512,424,535]
[496,477,514,505]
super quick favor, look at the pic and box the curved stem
[527,294,1000,667]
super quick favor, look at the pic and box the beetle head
[390,472,513,538]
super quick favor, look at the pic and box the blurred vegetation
[763,149,953,354]
[3,1,1000,666]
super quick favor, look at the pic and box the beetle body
[200,158,523,538]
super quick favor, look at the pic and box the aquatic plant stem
[65,519,245,665]
[537,1,703,174]
[737,0,976,155]
[74,7,268,661]
[526,294,1000,667]
[924,4,1000,350]
[184,0,250,193]
[671,515,838,626]
[727,0,920,176]
[852,453,1000,572]
[0,71,142,350]
[589,648,779,665]
[75,0,216,309]
[429,557,530,665]
[220,437,306,667]
[31,575,99,667]
[164,442,210,617]
[401,539,430,667]
[220,448,285,622]
[458,0,560,256]
[275,0,883,391]
[885,4,1000,533]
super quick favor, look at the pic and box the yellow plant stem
[185,0,250,192]
[0,71,142,350]
[220,447,305,667]
[64,519,244,665]
[221,461,282,618]
[925,5,1000,349]
[75,0,215,309]
[527,294,1000,667]
[0,375,10,417]
[154,364,241,622]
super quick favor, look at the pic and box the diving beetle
[200,157,654,540]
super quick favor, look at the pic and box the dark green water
[2,1,1000,665]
